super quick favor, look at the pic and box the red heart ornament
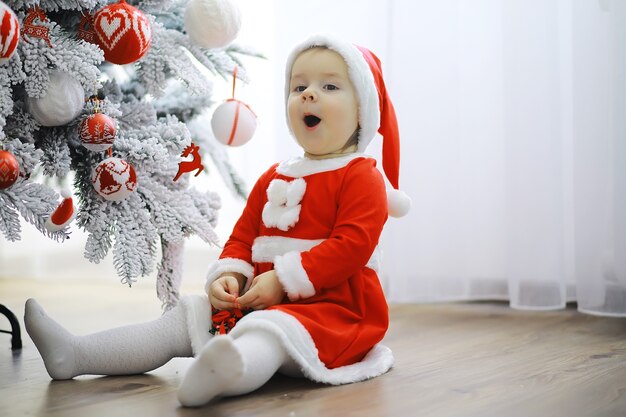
[93,0,151,65]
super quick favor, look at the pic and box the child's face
[287,48,359,158]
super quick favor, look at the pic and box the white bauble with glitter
[184,0,241,49]
[211,99,257,146]
[28,71,85,126]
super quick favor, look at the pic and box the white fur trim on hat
[274,251,316,301]
[285,33,380,153]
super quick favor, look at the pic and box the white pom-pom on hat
[387,188,411,218]
[184,0,241,49]
[45,188,76,232]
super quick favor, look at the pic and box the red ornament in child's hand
[209,307,249,335]
[80,113,117,151]
[93,0,152,65]
[0,149,19,189]
[0,1,20,63]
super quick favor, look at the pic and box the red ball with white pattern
[93,0,152,65]
[80,113,117,152]
[91,157,137,201]
[0,1,19,64]
[0,149,19,189]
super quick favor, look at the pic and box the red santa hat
[285,33,411,217]
[45,188,76,232]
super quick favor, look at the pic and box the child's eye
[294,86,307,92]
[324,84,338,91]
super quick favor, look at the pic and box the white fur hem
[252,236,324,263]
[274,251,315,301]
[230,310,394,385]
[179,294,212,355]
[252,235,382,273]
[205,258,254,293]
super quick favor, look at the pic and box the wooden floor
[0,277,625,417]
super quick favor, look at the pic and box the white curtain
[372,0,625,316]
[271,0,625,316]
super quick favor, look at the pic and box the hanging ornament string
[92,96,101,113]
[231,65,238,100]
[21,7,53,48]
[225,66,241,146]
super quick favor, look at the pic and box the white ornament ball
[184,0,241,49]
[91,157,137,201]
[211,99,257,146]
[28,70,85,126]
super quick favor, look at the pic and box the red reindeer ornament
[173,142,204,182]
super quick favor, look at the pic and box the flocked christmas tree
[0,0,260,309]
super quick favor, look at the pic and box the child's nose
[301,87,317,102]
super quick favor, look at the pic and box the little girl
[25,33,410,407]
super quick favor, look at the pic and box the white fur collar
[276,153,370,178]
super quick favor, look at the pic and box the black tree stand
[0,304,22,350]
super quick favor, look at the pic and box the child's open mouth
[304,114,321,128]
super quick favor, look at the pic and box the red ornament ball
[79,113,117,152]
[211,99,257,147]
[93,0,152,65]
[0,1,19,64]
[0,149,19,189]
[91,157,137,201]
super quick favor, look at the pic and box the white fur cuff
[205,257,254,293]
[274,251,315,301]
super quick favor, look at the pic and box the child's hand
[209,275,242,310]
[236,270,286,310]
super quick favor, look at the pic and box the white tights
[24,299,292,406]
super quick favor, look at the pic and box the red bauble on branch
[93,0,152,65]
[0,1,20,64]
[0,149,19,189]
[91,157,137,201]
[80,113,117,151]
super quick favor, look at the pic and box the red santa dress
[181,153,394,384]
